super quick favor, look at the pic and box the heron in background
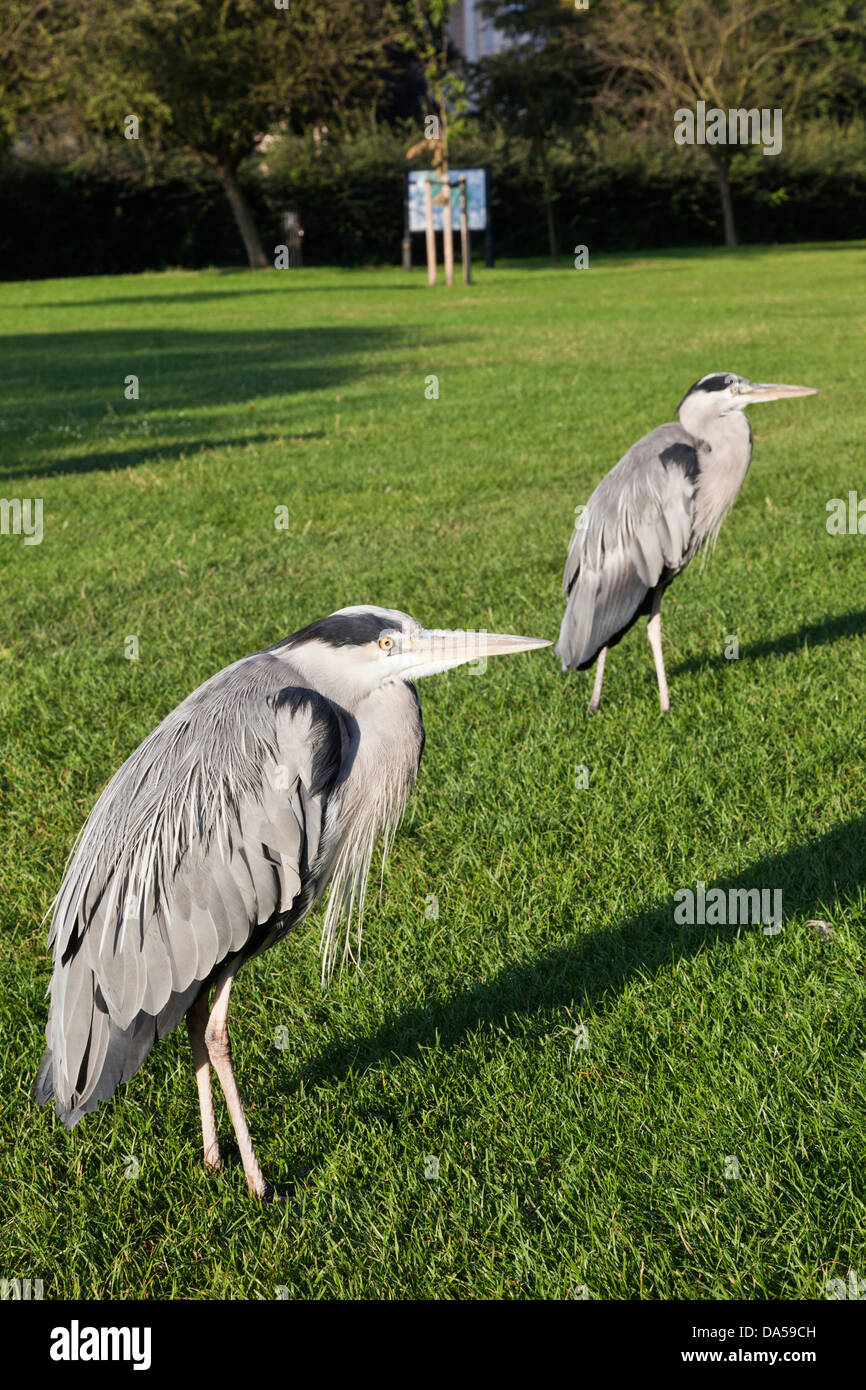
[35,607,550,1198]
[556,373,817,713]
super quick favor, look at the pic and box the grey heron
[556,373,817,713]
[34,606,550,1198]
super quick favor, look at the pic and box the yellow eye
[379,636,394,651]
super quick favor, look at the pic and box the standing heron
[556,373,817,713]
[35,606,550,1198]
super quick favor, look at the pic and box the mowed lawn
[0,245,864,1300]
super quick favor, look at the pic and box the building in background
[449,0,508,62]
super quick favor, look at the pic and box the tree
[0,2,64,163]
[475,2,595,263]
[587,0,848,247]
[60,0,393,268]
[818,0,866,120]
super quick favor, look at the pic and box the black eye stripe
[280,613,399,649]
[677,374,740,412]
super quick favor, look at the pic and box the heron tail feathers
[34,976,203,1129]
[33,1047,54,1105]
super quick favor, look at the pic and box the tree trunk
[535,138,559,264]
[216,163,268,269]
[715,158,738,249]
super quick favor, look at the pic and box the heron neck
[693,411,753,544]
[274,643,372,711]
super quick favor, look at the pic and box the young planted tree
[61,0,392,268]
[586,0,847,247]
[404,1,466,285]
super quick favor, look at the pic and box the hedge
[2,122,864,278]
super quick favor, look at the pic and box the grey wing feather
[557,424,699,671]
[36,656,345,1127]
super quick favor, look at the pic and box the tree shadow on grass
[21,281,428,311]
[1,432,315,481]
[671,608,866,677]
[293,813,864,1094]
[0,321,447,479]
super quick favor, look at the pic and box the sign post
[405,168,491,282]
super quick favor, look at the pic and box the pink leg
[187,990,221,1171]
[204,966,268,1199]
[647,597,670,713]
[588,646,607,715]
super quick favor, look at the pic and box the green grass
[1,245,864,1300]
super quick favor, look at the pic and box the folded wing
[35,660,345,1126]
[556,427,699,671]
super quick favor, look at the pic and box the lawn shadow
[1,432,309,481]
[21,281,429,311]
[671,608,866,677]
[0,322,449,479]
[292,814,864,1093]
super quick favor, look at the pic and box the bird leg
[187,989,221,1172]
[204,966,268,1199]
[647,595,670,714]
[588,646,607,715]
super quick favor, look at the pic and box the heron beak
[741,381,818,403]
[403,628,552,679]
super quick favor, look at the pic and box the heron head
[280,605,551,703]
[678,372,817,432]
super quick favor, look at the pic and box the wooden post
[423,175,437,286]
[442,179,454,287]
[402,171,412,271]
[458,176,471,285]
[483,167,494,267]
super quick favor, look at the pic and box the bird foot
[225,1149,268,1200]
[202,1141,222,1172]
[246,1171,287,1202]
